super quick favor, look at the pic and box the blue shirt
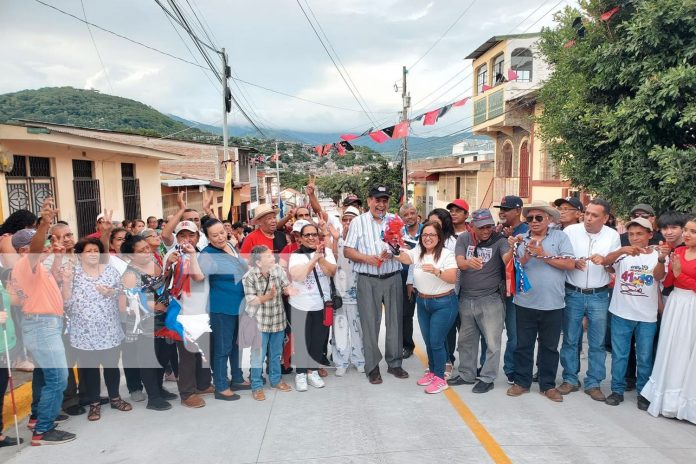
[512,222,529,236]
[200,243,248,315]
[513,228,573,310]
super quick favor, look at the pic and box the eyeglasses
[526,215,546,223]
[302,233,319,238]
[632,213,652,219]
[421,233,438,239]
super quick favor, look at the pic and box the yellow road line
[2,381,32,432]
[414,347,511,464]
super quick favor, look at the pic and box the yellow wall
[1,139,163,229]
[471,42,507,98]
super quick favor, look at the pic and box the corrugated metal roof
[464,33,540,60]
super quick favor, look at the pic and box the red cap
[446,199,470,213]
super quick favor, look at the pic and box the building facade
[466,33,571,207]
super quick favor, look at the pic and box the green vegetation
[537,0,696,214]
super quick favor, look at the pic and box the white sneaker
[307,371,325,388]
[295,373,308,392]
[335,367,347,377]
[356,364,365,373]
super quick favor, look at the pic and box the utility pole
[275,141,281,210]
[221,47,232,218]
[400,65,410,204]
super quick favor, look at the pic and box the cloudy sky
[1,0,576,136]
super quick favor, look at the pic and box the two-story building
[466,33,572,207]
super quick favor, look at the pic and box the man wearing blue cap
[449,209,513,393]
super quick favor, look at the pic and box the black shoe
[146,398,172,411]
[281,366,294,375]
[476,367,482,377]
[159,388,178,401]
[637,395,650,411]
[387,366,409,379]
[230,381,252,391]
[0,436,23,447]
[64,405,86,416]
[532,371,539,383]
[472,380,494,394]
[402,347,414,359]
[447,375,476,386]
[605,392,624,406]
[214,391,241,401]
[31,428,76,446]
[54,414,69,424]
[625,378,637,392]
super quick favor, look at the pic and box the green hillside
[0,86,217,141]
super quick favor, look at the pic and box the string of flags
[563,4,624,48]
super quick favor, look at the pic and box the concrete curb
[2,381,31,432]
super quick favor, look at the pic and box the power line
[80,0,114,94]
[295,0,378,127]
[407,0,478,72]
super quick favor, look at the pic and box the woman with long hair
[288,223,337,392]
[62,238,131,421]
[427,208,457,251]
[394,221,459,394]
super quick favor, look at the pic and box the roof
[409,170,439,181]
[464,33,540,60]
[13,119,258,152]
[426,161,494,173]
[160,170,225,189]
[161,179,209,187]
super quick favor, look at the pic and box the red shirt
[240,229,275,254]
[664,247,696,292]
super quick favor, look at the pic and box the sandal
[87,403,101,421]
[110,397,133,412]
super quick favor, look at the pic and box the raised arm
[162,192,186,247]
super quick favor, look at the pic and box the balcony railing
[473,88,506,127]
[493,176,530,201]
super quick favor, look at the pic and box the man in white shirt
[558,198,621,402]
[344,186,407,384]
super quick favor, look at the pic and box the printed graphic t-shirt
[609,250,663,323]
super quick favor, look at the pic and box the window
[73,160,101,238]
[121,163,142,221]
[493,53,505,85]
[476,64,488,94]
[499,143,513,178]
[6,155,55,216]
[539,149,561,181]
[511,48,533,83]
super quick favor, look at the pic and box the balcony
[473,88,505,126]
[493,176,530,201]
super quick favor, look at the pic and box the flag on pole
[222,161,234,222]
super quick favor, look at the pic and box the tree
[537,0,696,215]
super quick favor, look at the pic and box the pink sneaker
[417,372,435,386]
[425,376,448,394]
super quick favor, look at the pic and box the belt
[358,271,398,280]
[565,283,609,294]
[418,290,455,300]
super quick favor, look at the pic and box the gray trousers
[457,291,505,383]
[356,273,404,374]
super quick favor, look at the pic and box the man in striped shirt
[344,186,409,384]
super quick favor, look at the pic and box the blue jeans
[417,293,459,379]
[560,289,610,389]
[503,296,516,376]
[210,313,244,392]
[250,330,285,391]
[609,313,657,394]
[22,314,68,433]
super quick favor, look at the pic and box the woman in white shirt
[288,224,337,392]
[394,222,458,394]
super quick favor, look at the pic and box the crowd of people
[0,185,695,448]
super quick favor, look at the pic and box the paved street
[3,324,696,464]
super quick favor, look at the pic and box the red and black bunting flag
[453,97,469,107]
[335,143,346,156]
[382,125,395,138]
[482,84,492,92]
[340,133,359,141]
[368,130,389,144]
[423,108,441,126]
[322,144,332,156]
[360,127,373,136]
[339,140,354,151]
[438,104,453,119]
[392,121,409,139]
[313,145,323,156]
[600,6,620,21]
[563,39,576,49]
[412,113,425,122]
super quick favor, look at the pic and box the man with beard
[449,209,512,393]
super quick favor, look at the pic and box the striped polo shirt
[344,211,402,275]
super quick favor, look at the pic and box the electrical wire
[80,0,114,94]
[295,0,378,127]
[407,0,478,72]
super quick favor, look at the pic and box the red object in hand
[384,216,405,249]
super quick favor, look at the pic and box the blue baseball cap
[494,195,523,209]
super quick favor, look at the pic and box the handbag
[312,267,334,327]
[329,278,343,310]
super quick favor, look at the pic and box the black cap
[368,185,390,198]
[494,195,523,209]
[553,197,584,212]
[342,194,362,207]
